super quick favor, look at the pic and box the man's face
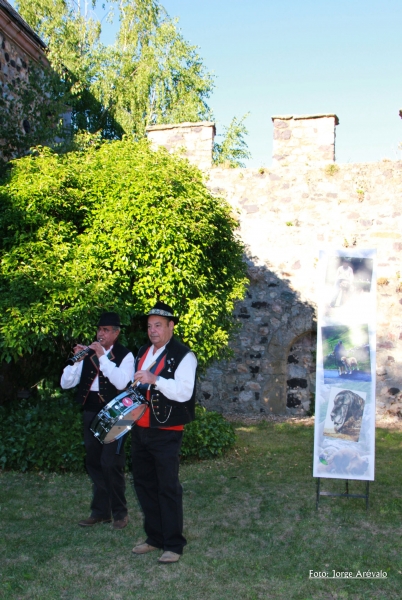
[147,315,174,349]
[97,326,119,350]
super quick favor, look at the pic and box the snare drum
[90,387,147,444]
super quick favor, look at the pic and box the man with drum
[131,301,197,564]
[61,312,134,530]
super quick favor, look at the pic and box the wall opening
[286,331,317,414]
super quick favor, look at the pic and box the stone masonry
[272,114,338,168]
[0,0,48,159]
[147,114,402,420]
[146,121,215,170]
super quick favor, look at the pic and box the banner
[313,250,377,481]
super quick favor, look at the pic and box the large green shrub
[0,390,235,471]
[181,404,236,460]
[0,387,85,472]
[0,139,246,390]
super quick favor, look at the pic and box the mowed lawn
[1,420,402,600]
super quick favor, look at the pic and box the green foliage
[181,405,236,460]
[16,0,214,140]
[324,163,340,176]
[0,388,235,471]
[99,0,214,138]
[0,139,247,379]
[0,387,85,472]
[213,114,251,168]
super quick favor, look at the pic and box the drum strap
[136,349,167,397]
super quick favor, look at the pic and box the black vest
[76,342,131,407]
[135,337,196,428]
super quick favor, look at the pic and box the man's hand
[134,370,157,386]
[88,341,106,359]
[72,344,89,362]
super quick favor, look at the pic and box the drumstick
[133,359,157,388]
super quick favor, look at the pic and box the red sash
[136,346,183,431]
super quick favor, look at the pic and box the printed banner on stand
[313,250,377,481]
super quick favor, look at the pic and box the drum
[90,387,147,444]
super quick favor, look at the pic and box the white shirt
[336,265,354,283]
[138,342,197,403]
[60,345,134,392]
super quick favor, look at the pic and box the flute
[66,338,104,366]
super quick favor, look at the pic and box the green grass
[1,421,402,599]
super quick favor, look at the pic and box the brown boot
[158,551,181,563]
[78,517,112,527]
[132,542,159,555]
[113,516,129,530]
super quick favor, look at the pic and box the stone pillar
[146,121,216,170]
[271,114,339,168]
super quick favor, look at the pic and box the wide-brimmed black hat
[145,301,179,324]
[97,312,122,328]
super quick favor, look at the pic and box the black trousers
[83,410,127,521]
[131,426,186,554]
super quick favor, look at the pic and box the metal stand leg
[315,478,370,509]
[316,478,321,510]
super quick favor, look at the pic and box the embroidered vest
[135,337,196,428]
[76,342,131,407]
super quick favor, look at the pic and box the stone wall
[142,115,402,420]
[146,121,215,170]
[197,160,402,419]
[272,114,338,168]
[0,0,48,158]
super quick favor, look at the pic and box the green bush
[0,387,85,472]
[181,404,236,460]
[0,389,236,471]
[0,139,247,393]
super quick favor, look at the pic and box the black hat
[146,301,179,324]
[97,312,122,328]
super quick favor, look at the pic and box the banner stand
[315,478,369,510]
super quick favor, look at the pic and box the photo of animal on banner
[321,324,371,385]
[314,386,370,477]
[323,256,373,325]
[324,388,366,443]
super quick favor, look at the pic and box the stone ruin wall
[0,1,49,159]
[146,122,216,171]
[146,116,402,420]
[272,114,338,167]
[145,116,402,421]
[0,29,32,144]
[199,161,402,420]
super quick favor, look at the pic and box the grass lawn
[1,419,402,599]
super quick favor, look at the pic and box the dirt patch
[223,412,402,430]
[224,413,315,427]
[375,414,402,431]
